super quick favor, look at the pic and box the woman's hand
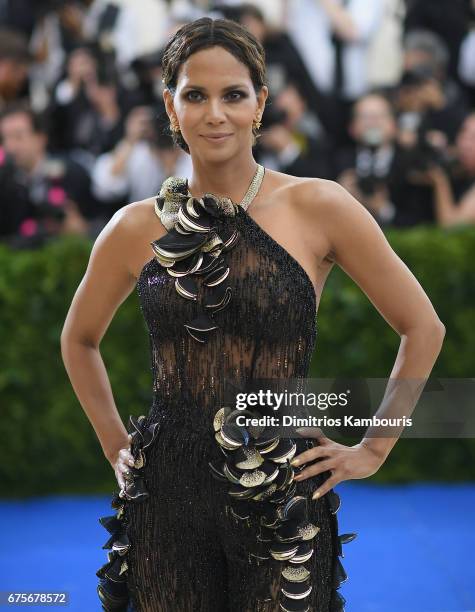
[110,434,135,492]
[290,428,386,500]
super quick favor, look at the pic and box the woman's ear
[163,88,174,122]
[258,85,269,117]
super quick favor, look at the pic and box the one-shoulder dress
[96,176,357,612]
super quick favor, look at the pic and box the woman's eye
[226,91,245,101]
[186,91,203,101]
[185,90,245,102]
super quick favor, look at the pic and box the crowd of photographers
[1,0,475,248]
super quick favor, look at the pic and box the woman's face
[164,45,267,160]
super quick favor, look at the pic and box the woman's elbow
[60,321,99,350]
[418,318,446,349]
[401,317,446,346]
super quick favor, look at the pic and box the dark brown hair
[161,17,267,154]
[0,28,32,64]
[0,102,48,135]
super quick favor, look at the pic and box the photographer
[48,43,122,158]
[335,92,398,226]
[91,104,192,208]
[389,60,472,226]
[400,30,469,144]
[256,81,332,179]
[0,103,99,246]
[0,28,32,111]
[408,112,475,227]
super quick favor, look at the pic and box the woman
[60,17,445,612]
[417,112,475,227]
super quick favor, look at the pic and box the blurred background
[0,0,474,610]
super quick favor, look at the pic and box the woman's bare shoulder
[99,197,166,280]
[288,176,369,229]
[114,196,167,245]
[290,176,346,207]
[264,169,341,207]
[114,197,163,234]
[285,176,385,264]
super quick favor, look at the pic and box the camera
[398,115,449,174]
[29,159,68,222]
[355,127,391,197]
[260,105,288,130]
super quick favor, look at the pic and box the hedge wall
[1,225,474,498]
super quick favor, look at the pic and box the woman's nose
[205,99,227,122]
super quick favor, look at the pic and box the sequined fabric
[96,175,357,611]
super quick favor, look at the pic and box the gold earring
[170,119,181,133]
[253,117,262,130]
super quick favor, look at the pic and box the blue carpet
[0,483,474,611]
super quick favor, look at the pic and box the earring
[253,117,262,131]
[170,119,181,133]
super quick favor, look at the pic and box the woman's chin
[197,144,239,160]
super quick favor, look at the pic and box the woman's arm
[310,179,445,377]
[60,207,138,468]
[292,179,445,497]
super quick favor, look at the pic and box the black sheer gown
[96,176,357,611]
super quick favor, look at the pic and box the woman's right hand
[111,434,135,491]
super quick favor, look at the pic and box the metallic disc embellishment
[239,469,267,487]
[297,523,320,541]
[150,168,264,344]
[281,583,313,600]
[96,415,163,609]
[282,565,311,583]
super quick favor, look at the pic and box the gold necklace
[236,163,265,211]
[190,163,265,211]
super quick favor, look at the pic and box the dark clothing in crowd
[0,0,42,38]
[424,82,471,143]
[0,149,100,239]
[404,0,471,82]
[48,84,124,156]
[334,143,437,227]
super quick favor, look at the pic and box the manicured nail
[312,491,320,499]
[290,459,300,466]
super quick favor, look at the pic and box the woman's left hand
[290,428,386,500]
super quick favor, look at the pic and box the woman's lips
[201,134,233,142]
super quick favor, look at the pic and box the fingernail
[290,459,300,466]
[312,491,320,499]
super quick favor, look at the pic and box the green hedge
[1,225,474,498]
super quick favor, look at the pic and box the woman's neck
[188,157,259,203]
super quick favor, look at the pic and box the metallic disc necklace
[154,164,265,231]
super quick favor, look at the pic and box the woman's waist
[141,398,217,443]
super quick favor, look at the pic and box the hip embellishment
[96,414,161,610]
[209,406,357,611]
